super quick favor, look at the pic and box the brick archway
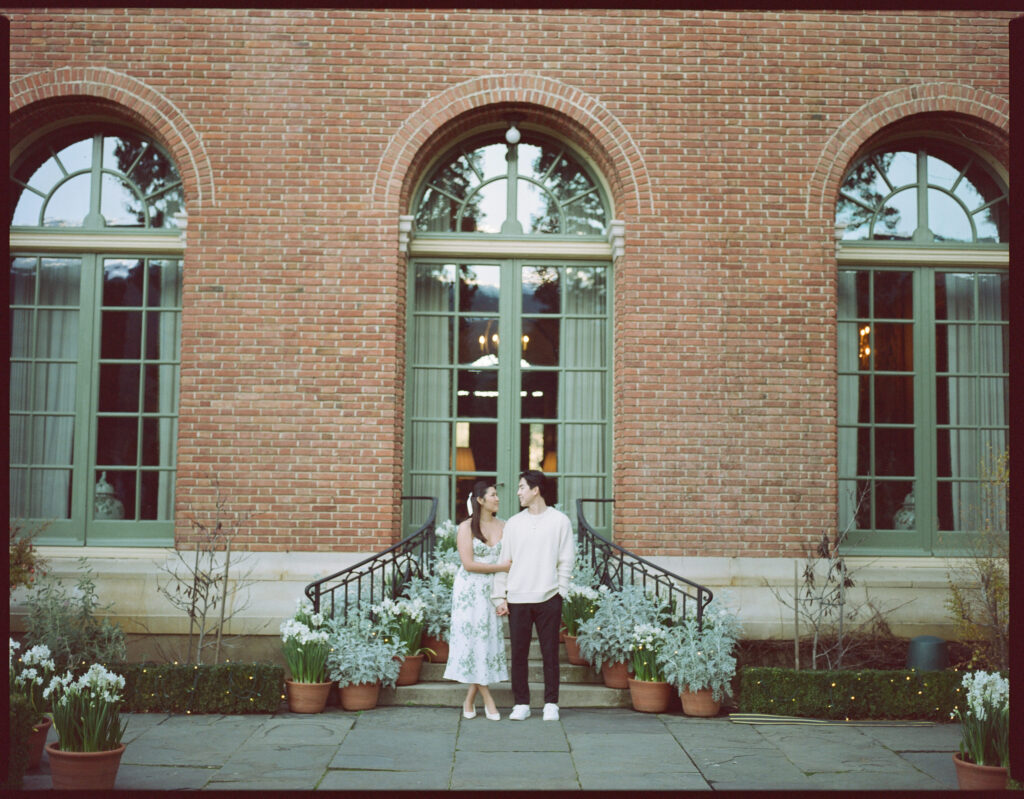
[9,67,215,210]
[806,82,1009,225]
[372,72,652,221]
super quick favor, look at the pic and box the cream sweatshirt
[492,506,574,605]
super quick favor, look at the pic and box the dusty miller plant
[576,585,669,672]
[767,485,912,670]
[156,478,257,664]
[660,600,742,702]
[402,573,452,640]
[326,612,403,688]
[943,446,1009,672]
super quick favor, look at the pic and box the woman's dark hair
[469,480,493,543]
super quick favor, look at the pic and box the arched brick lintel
[373,73,653,221]
[806,82,1009,225]
[9,67,215,210]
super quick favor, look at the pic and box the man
[493,470,575,721]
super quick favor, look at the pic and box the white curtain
[561,266,608,532]
[944,272,1006,530]
[156,260,183,519]
[9,257,80,519]
[408,264,453,528]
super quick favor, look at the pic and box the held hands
[495,600,509,617]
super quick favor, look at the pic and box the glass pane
[856,428,871,475]
[566,267,607,314]
[103,259,145,306]
[840,479,872,529]
[139,470,174,520]
[147,260,183,307]
[9,312,31,358]
[459,317,500,366]
[564,372,604,420]
[32,417,75,465]
[44,173,91,227]
[410,368,451,417]
[411,474,451,520]
[926,154,960,189]
[873,271,912,319]
[460,422,497,473]
[857,375,871,423]
[977,273,1007,322]
[872,323,912,371]
[465,180,505,233]
[144,364,180,413]
[101,172,144,227]
[9,366,30,412]
[521,318,559,367]
[141,419,169,466]
[934,273,974,321]
[928,189,972,242]
[875,428,914,476]
[30,469,74,519]
[877,480,915,530]
[458,264,500,312]
[94,470,134,520]
[872,187,916,240]
[34,364,77,411]
[521,370,558,419]
[881,151,917,188]
[39,257,82,305]
[873,375,913,424]
[411,317,453,365]
[55,138,94,175]
[12,191,43,226]
[26,151,70,194]
[410,422,449,471]
[99,364,140,412]
[522,266,561,313]
[937,378,975,425]
[974,200,1006,243]
[836,195,870,240]
[414,263,455,312]
[10,257,36,303]
[935,324,974,373]
[564,195,606,235]
[145,312,180,360]
[521,422,558,472]
[520,180,558,234]
[416,187,457,232]
[457,369,498,417]
[35,311,79,358]
[101,311,143,359]
[96,417,139,467]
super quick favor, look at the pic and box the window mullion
[496,259,521,513]
[914,266,938,554]
[76,254,102,541]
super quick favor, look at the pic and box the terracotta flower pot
[627,677,673,713]
[340,681,381,711]
[679,687,721,717]
[285,679,332,713]
[563,635,588,665]
[422,634,449,663]
[396,654,425,686]
[601,660,630,689]
[46,742,126,791]
[28,715,52,769]
[952,752,1008,791]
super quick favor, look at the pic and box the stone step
[421,659,603,684]
[380,680,631,709]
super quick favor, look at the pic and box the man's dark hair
[519,469,546,493]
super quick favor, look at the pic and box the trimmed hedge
[738,667,964,721]
[109,662,284,714]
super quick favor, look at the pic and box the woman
[443,481,510,720]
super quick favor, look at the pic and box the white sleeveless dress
[443,538,509,685]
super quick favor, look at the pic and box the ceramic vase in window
[94,472,125,520]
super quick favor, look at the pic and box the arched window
[835,139,1008,555]
[404,127,613,533]
[9,127,185,546]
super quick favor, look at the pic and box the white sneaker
[509,704,531,721]
[543,703,560,721]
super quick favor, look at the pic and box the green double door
[404,258,611,533]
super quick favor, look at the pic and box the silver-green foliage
[576,585,667,672]
[325,613,403,689]
[22,558,127,673]
[659,602,742,702]
[402,573,453,639]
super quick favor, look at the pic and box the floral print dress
[443,537,509,685]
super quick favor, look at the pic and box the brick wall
[6,9,1013,558]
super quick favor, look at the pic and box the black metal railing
[304,496,438,621]
[576,498,714,627]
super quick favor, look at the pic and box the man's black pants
[508,594,563,706]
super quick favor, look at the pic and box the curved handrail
[576,498,713,627]
[304,496,438,620]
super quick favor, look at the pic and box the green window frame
[9,128,184,546]
[836,140,1008,556]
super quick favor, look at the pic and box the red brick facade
[6,9,1013,558]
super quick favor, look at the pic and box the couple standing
[442,470,574,721]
